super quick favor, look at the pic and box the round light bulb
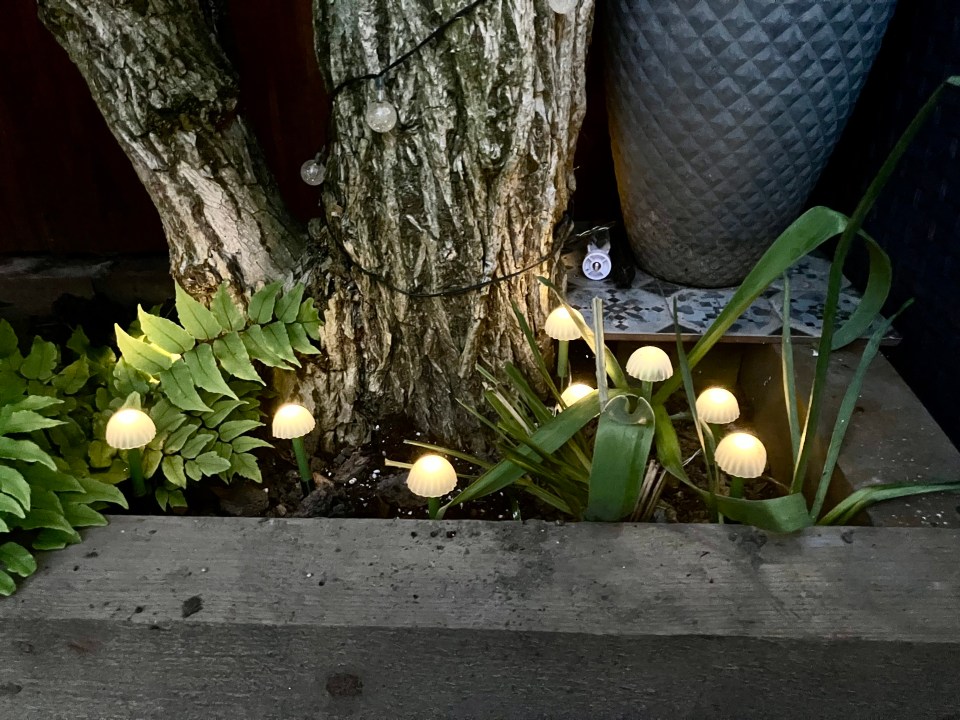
[300,159,325,186]
[560,383,594,406]
[544,307,583,341]
[406,454,458,498]
[272,403,316,439]
[714,432,767,479]
[365,100,398,133]
[696,387,740,425]
[105,408,157,450]
[548,0,578,14]
[625,346,674,382]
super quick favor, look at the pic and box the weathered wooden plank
[2,517,959,719]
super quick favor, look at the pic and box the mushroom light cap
[626,346,674,382]
[559,383,594,406]
[105,408,157,450]
[696,387,741,424]
[544,307,584,341]
[272,403,316,439]
[715,432,767,479]
[406,454,458,498]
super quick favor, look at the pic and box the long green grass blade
[515,479,574,516]
[402,440,492,470]
[792,79,951,492]
[780,274,801,467]
[585,394,655,521]
[809,301,912,520]
[439,390,628,516]
[818,481,960,526]
[511,303,564,405]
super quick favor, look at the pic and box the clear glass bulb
[300,159,325,186]
[548,0,578,14]
[365,100,398,133]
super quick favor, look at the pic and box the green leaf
[18,507,75,534]
[0,542,37,577]
[213,332,264,384]
[819,481,960,525]
[194,451,232,477]
[62,503,107,528]
[63,477,129,509]
[115,325,175,376]
[51,356,91,394]
[161,455,188,488]
[0,436,56,469]
[211,283,247,333]
[218,420,262,443]
[287,323,322,355]
[32,528,81,551]
[262,322,301,367]
[0,569,14,597]
[149,399,187,434]
[113,358,152,396]
[168,489,188,508]
[87,439,117,469]
[181,431,217,459]
[585,395,656,521]
[19,337,58,380]
[202,399,246,428]
[231,436,273,453]
[0,466,30,512]
[6,395,62,413]
[274,284,305,324]
[241,325,292,369]
[0,319,18,358]
[229,452,262,482]
[143,447,162,479]
[175,284,223,340]
[247,281,283,324]
[0,409,64,435]
[297,297,323,338]
[155,486,169,511]
[20,464,83,493]
[164,422,199,454]
[138,306,196,354]
[0,492,26,518]
[158,361,213,413]
[183,344,238,399]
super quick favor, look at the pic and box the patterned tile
[563,251,895,343]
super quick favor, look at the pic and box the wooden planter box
[2,343,959,718]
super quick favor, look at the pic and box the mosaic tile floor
[564,253,896,344]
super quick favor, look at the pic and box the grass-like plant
[412,76,960,528]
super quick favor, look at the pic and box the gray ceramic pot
[603,0,897,287]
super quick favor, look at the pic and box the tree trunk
[38,0,594,452]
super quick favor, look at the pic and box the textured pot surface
[604,0,897,287]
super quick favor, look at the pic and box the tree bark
[38,0,594,451]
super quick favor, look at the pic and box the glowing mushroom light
[625,346,673,401]
[559,382,594,408]
[695,388,740,425]
[406,454,458,519]
[272,403,316,494]
[714,432,767,499]
[105,408,157,497]
[544,307,584,381]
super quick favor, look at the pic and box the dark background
[1,0,958,445]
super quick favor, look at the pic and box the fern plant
[0,321,129,597]
[111,281,322,507]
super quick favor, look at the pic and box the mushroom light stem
[544,307,583,380]
[105,408,157,498]
[271,403,316,495]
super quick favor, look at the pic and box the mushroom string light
[714,432,767,499]
[559,382,594,408]
[625,346,673,401]
[406,454,458,519]
[105,408,157,497]
[272,403,316,494]
[544,306,583,381]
